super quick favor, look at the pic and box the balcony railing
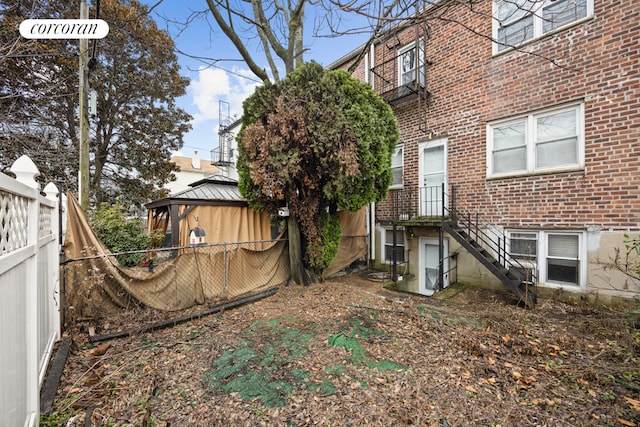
[386,186,444,221]
[370,53,430,105]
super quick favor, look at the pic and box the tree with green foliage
[238,61,399,284]
[0,0,191,207]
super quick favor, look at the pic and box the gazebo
[145,175,273,248]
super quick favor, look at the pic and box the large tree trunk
[288,217,312,286]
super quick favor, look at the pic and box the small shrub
[90,203,160,266]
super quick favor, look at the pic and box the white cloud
[188,66,260,125]
[179,66,262,158]
[189,68,230,124]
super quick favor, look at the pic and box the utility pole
[78,0,90,210]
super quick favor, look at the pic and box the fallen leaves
[626,396,640,411]
[619,418,636,427]
[50,275,640,426]
[88,343,110,356]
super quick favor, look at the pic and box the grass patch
[416,305,442,320]
[202,318,336,407]
[328,311,408,372]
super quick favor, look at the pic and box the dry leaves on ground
[46,274,640,427]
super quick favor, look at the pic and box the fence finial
[43,182,59,201]
[10,155,40,189]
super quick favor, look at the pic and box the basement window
[508,230,584,288]
[383,228,406,263]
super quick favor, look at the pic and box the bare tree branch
[205,0,272,82]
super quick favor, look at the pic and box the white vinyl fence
[0,155,61,427]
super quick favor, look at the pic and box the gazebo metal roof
[145,175,246,209]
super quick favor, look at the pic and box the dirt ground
[46,273,640,426]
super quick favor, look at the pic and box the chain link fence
[62,239,290,332]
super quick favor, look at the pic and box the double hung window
[494,0,591,53]
[390,146,404,188]
[384,228,406,263]
[508,230,583,288]
[398,40,425,88]
[487,103,584,177]
[546,233,580,285]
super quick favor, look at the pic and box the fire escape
[370,22,431,113]
[211,100,236,177]
[388,185,537,308]
[371,13,536,307]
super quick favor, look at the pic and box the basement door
[419,139,447,216]
[419,237,449,296]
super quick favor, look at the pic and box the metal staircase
[442,186,537,308]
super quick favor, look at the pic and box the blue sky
[141,1,370,159]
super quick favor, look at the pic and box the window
[390,146,404,188]
[487,103,584,177]
[547,233,579,285]
[493,0,592,53]
[398,40,425,88]
[384,228,406,263]
[496,0,536,51]
[508,230,583,287]
[510,232,538,261]
[542,0,588,33]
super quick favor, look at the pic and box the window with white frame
[510,232,538,261]
[390,145,404,188]
[487,103,584,177]
[398,40,425,88]
[546,233,580,285]
[383,228,406,263]
[508,230,583,287]
[493,0,591,53]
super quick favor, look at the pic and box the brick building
[330,0,639,303]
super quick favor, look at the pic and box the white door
[419,139,447,216]
[419,237,449,296]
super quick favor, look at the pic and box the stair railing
[442,184,538,285]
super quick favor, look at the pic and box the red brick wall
[337,0,640,231]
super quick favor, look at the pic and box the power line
[173,48,263,83]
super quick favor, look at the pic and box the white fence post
[42,182,62,381]
[0,155,60,427]
[10,155,40,189]
[11,155,40,427]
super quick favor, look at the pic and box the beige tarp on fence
[323,209,367,278]
[64,193,367,321]
[64,194,290,321]
[178,204,273,247]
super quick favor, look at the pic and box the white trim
[418,137,448,216]
[398,39,425,87]
[419,237,450,296]
[492,0,594,55]
[507,229,587,290]
[389,144,404,189]
[369,203,375,261]
[487,103,585,179]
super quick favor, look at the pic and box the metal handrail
[443,184,537,284]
